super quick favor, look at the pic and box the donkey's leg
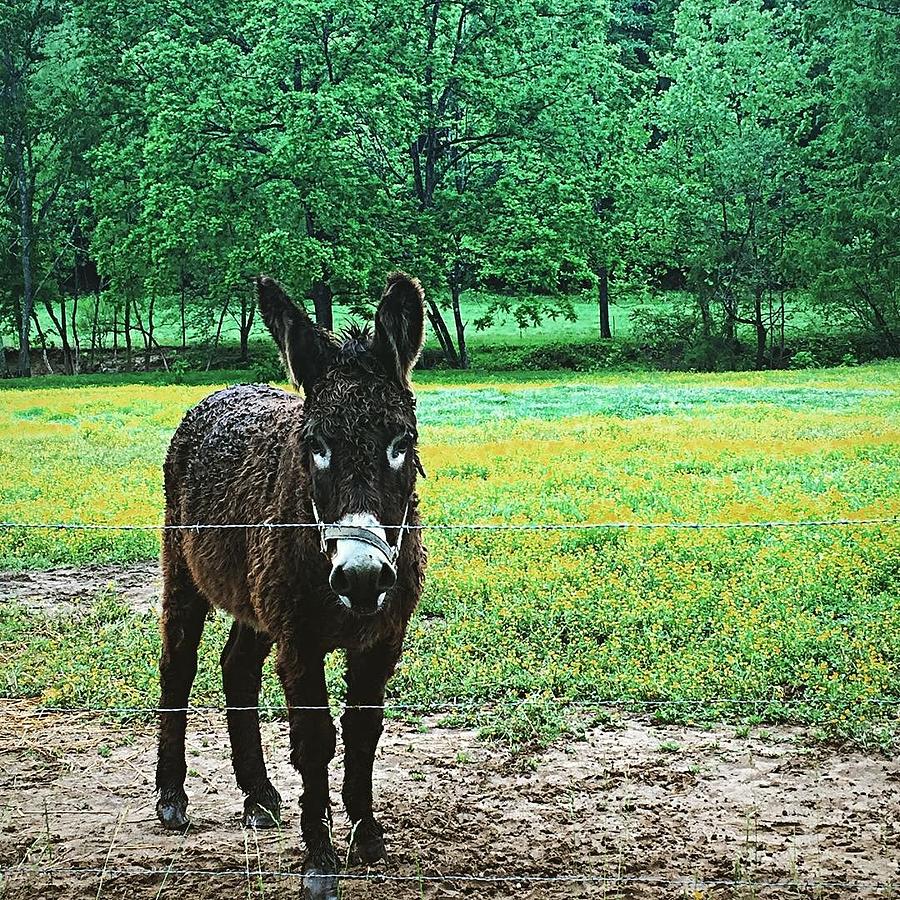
[342,641,400,866]
[220,621,281,828]
[156,566,208,831]
[276,646,339,900]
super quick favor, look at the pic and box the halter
[310,498,410,568]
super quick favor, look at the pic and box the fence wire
[0,515,898,531]
[2,697,899,715]
[2,512,898,893]
[1,864,897,889]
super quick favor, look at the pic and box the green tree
[642,0,815,368]
[1,0,86,375]
[800,0,900,353]
[357,0,615,367]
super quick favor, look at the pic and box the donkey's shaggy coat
[155,274,427,897]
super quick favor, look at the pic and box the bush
[789,349,818,369]
[629,305,707,369]
[467,340,638,373]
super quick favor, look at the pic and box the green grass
[1,363,898,748]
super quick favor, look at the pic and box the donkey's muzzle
[330,555,396,614]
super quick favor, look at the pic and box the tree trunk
[130,295,169,371]
[426,298,460,367]
[89,285,101,370]
[124,294,132,371]
[239,288,255,362]
[70,259,80,374]
[753,285,767,370]
[42,296,72,374]
[697,292,712,338]
[145,293,155,371]
[721,293,737,346]
[206,297,229,370]
[597,266,611,339]
[180,279,187,349]
[307,279,333,330]
[12,139,34,377]
[449,269,468,369]
[60,296,72,373]
[30,310,52,374]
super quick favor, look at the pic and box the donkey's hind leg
[221,621,281,828]
[155,559,208,831]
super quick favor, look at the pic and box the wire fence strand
[2,512,898,893]
[0,515,898,532]
[2,697,899,714]
[1,864,897,889]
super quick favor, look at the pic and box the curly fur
[154,274,427,890]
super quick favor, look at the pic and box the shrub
[789,349,818,369]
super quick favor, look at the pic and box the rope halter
[310,498,409,569]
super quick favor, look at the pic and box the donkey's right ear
[257,276,337,394]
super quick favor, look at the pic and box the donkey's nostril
[329,565,350,595]
[378,563,397,592]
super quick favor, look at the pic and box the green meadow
[1,363,898,747]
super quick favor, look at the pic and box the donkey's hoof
[156,789,190,831]
[348,817,385,866]
[302,847,340,900]
[243,797,281,829]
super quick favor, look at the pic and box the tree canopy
[2,0,898,374]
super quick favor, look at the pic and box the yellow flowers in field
[0,363,898,740]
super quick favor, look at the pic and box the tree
[636,0,816,368]
[800,0,900,353]
[354,0,615,367]
[1,0,82,376]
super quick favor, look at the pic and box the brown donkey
[155,273,426,898]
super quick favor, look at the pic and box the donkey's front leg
[342,642,400,866]
[276,645,339,900]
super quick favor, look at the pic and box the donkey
[154,273,427,898]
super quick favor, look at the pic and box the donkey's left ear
[373,272,425,384]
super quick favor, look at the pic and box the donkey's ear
[373,272,425,384]
[257,276,336,394]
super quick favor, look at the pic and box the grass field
[1,362,898,747]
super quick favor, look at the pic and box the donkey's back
[162,383,308,628]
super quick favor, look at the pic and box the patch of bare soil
[0,564,161,616]
[0,702,897,900]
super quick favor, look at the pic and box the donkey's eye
[387,433,410,468]
[309,437,331,468]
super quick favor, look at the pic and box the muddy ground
[1,565,899,898]
[0,704,897,899]
[0,563,162,617]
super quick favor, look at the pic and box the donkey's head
[258,273,425,615]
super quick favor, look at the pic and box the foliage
[2,0,899,374]
[0,365,898,745]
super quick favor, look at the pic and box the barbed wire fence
[1,513,899,895]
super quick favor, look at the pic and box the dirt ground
[0,703,896,900]
[1,565,899,898]
[0,563,162,617]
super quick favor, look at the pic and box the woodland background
[2,0,898,376]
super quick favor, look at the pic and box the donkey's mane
[335,323,374,363]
